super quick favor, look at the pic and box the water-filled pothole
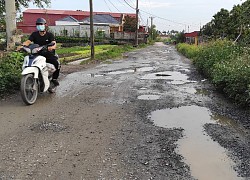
[106,67,156,75]
[88,73,104,78]
[141,71,189,85]
[149,106,242,180]
[196,89,211,96]
[138,94,160,100]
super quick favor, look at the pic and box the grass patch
[95,43,147,61]
[57,43,148,64]
[56,45,115,63]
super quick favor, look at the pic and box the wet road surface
[0,42,249,179]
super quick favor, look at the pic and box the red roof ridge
[23,9,136,17]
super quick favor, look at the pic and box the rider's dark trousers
[46,55,60,79]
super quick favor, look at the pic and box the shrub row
[176,43,200,59]
[177,40,250,106]
[55,36,89,44]
[55,36,110,43]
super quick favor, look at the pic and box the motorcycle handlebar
[17,43,55,54]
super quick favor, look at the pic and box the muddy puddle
[141,71,190,85]
[106,67,156,75]
[149,105,243,180]
[137,94,160,100]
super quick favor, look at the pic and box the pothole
[138,94,160,100]
[149,105,243,180]
[195,89,211,96]
[106,67,155,75]
[155,74,171,77]
[30,121,67,133]
[141,71,190,85]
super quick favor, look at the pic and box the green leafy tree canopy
[0,0,51,14]
[123,15,137,32]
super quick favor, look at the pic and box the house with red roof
[185,31,200,45]
[17,9,136,34]
[49,14,119,37]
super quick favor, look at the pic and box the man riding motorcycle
[22,17,60,86]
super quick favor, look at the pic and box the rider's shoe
[51,79,60,86]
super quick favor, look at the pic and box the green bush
[212,53,250,105]
[193,40,243,77]
[177,40,250,106]
[176,43,200,59]
[0,52,24,95]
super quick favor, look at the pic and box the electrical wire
[139,12,146,26]
[140,9,187,26]
[104,0,113,12]
[123,0,135,10]
[107,0,121,12]
[122,0,187,27]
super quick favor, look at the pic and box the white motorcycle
[20,43,58,105]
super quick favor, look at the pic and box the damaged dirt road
[0,42,249,180]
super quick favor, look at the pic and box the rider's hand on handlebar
[47,46,54,51]
[16,45,23,51]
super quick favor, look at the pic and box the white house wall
[49,24,110,38]
[49,25,80,37]
[55,21,80,26]
[80,25,110,38]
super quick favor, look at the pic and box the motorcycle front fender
[21,67,39,78]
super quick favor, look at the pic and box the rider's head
[36,18,47,32]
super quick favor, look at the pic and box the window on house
[63,29,68,36]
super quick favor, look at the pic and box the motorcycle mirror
[15,42,22,46]
[48,42,55,46]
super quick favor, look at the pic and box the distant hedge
[55,36,89,44]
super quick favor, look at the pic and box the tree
[123,15,137,32]
[0,0,51,25]
[200,1,250,44]
[175,31,185,43]
[211,8,230,38]
[227,5,242,40]
[148,25,158,40]
[201,22,213,37]
[0,0,51,13]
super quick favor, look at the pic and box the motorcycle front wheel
[20,74,38,105]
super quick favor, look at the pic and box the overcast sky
[27,0,245,32]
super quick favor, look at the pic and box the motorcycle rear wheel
[20,74,38,105]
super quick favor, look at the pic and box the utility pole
[149,17,154,40]
[135,0,139,47]
[89,0,95,59]
[5,0,16,51]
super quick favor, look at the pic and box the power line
[117,0,128,8]
[107,0,121,12]
[122,0,189,30]
[139,12,146,25]
[140,9,187,26]
[122,1,188,27]
[103,0,112,12]
[127,0,135,7]
[144,0,153,16]
[123,0,135,10]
